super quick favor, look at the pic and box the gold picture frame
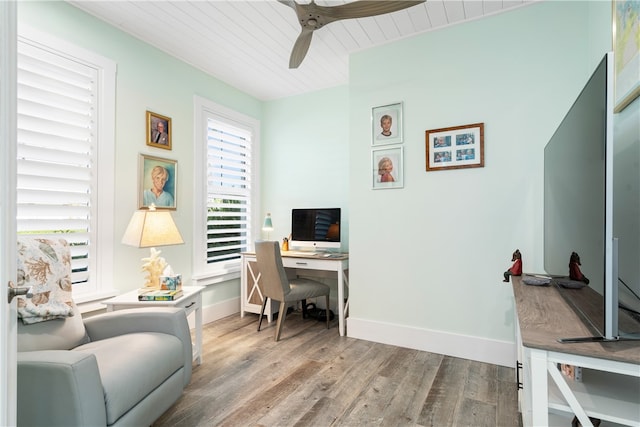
[146,110,172,150]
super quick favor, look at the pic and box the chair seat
[285,279,330,302]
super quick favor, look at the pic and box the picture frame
[139,154,177,210]
[146,110,172,150]
[613,1,640,113]
[425,122,484,172]
[372,146,404,189]
[372,102,403,145]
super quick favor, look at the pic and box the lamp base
[141,247,167,289]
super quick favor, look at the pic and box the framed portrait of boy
[139,154,177,210]
[372,102,403,146]
[146,111,172,150]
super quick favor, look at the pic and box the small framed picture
[426,122,484,172]
[146,111,172,150]
[139,154,177,210]
[372,146,404,189]
[372,102,403,145]
[613,0,640,112]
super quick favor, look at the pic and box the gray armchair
[16,237,192,427]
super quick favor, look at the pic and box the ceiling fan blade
[276,0,296,11]
[289,29,314,69]
[279,0,425,68]
[318,1,425,21]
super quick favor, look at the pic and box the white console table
[512,276,640,426]
[102,286,204,365]
[240,251,349,336]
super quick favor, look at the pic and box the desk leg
[194,293,203,365]
[240,257,247,318]
[337,266,345,336]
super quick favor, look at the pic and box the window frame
[192,96,260,286]
[17,25,116,304]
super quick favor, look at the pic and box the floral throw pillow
[16,238,74,324]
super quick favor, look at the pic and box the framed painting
[613,0,640,112]
[146,110,172,150]
[139,154,177,210]
[372,102,403,145]
[425,122,484,172]
[372,146,404,189]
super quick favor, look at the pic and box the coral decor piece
[141,247,168,288]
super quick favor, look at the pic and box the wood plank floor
[153,310,522,427]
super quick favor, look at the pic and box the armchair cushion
[74,332,184,425]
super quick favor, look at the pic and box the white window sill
[75,289,119,315]
[191,270,240,287]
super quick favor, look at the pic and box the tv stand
[512,276,640,426]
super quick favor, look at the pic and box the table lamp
[122,204,184,288]
[262,212,273,240]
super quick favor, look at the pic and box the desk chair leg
[325,295,330,329]
[258,298,268,332]
[274,302,288,341]
[301,299,308,319]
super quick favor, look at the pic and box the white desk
[102,286,205,365]
[240,251,349,336]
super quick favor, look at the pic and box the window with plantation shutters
[193,96,259,285]
[16,28,116,302]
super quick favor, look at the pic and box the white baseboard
[187,296,241,329]
[191,302,516,368]
[347,317,516,368]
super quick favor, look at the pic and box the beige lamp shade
[122,208,184,248]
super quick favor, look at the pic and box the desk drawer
[282,257,336,271]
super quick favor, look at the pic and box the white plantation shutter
[193,97,259,283]
[16,29,116,301]
[206,119,252,262]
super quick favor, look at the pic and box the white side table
[102,286,205,365]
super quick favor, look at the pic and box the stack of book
[138,289,184,301]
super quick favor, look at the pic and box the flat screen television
[544,52,640,342]
[290,208,341,251]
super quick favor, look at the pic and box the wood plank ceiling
[66,1,536,101]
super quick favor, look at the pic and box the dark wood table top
[512,276,640,365]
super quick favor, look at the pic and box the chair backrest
[254,241,290,301]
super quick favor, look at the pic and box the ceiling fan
[278,0,426,68]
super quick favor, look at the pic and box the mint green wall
[18,1,262,306]
[261,86,350,249]
[18,1,621,347]
[347,1,612,341]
